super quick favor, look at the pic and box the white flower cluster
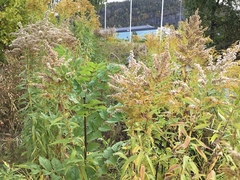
[194,63,207,86]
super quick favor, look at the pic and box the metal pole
[179,0,182,21]
[104,2,107,30]
[160,0,164,41]
[129,0,132,42]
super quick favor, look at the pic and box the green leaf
[159,155,173,161]
[114,152,128,160]
[146,154,155,175]
[17,162,39,170]
[136,151,145,170]
[66,159,83,165]
[51,158,63,174]
[73,126,84,137]
[51,173,61,180]
[68,93,79,103]
[233,123,240,130]
[210,133,218,143]
[189,161,199,175]
[18,163,41,175]
[42,169,52,175]
[66,166,80,180]
[105,156,118,165]
[88,142,100,152]
[181,174,187,180]
[121,155,137,178]
[106,112,123,123]
[39,156,52,171]
[87,131,102,141]
[79,165,88,180]
[54,45,69,58]
[77,76,91,82]
[217,108,226,121]
[80,69,92,76]
[182,155,189,171]
[98,164,108,174]
[51,138,72,146]
[70,149,77,160]
[88,112,102,127]
[99,110,108,120]
[192,138,210,149]
[98,124,111,132]
[103,147,113,158]
[193,123,208,130]
[183,97,197,106]
[50,116,65,127]
[87,61,97,68]
[84,99,105,109]
[111,141,125,151]
[107,63,121,73]
[31,169,41,175]
[97,70,108,82]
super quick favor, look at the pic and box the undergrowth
[0,10,240,180]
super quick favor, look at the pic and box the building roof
[115,25,157,32]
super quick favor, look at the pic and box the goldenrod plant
[109,12,240,179]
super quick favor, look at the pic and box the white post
[179,0,182,21]
[160,0,164,41]
[129,0,132,42]
[104,1,107,30]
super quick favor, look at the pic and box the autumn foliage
[109,12,240,179]
[0,5,240,179]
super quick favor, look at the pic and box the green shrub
[4,16,121,179]
[0,161,26,180]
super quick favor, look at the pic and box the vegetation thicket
[0,0,101,63]
[109,11,240,179]
[0,0,240,179]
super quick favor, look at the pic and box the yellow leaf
[140,164,145,180]
[167,164,180,173]
[193,144,208,162]
[206,170,216,180]
[182,135,191,149]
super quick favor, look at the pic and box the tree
[54,0,100,28]
[0,0,28,62]
[89,0,105,11]
[183,0,240,49]
[25,0,51,20]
